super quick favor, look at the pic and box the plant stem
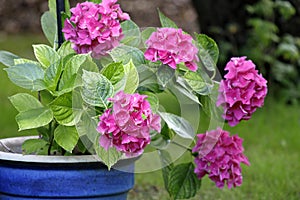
[171,141,193,153]
[47,120,57,155]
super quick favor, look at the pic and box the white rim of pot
[0,136,114,163]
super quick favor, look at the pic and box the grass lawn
[1,34,300,200]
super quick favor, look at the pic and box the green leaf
[157,64,175,87]
[57,41,75,57]
[48,0,56,17]
[158,9,178,28]
[4,63,46,91]
[44,60,62,91]
[0,50,19,67]
[109,45,145,67]
[121,20,141,47]
[88,0,102,3]
[184,71,213,95]
[50,93,82,126]
[95,142,122,170]
[76,107,99,152]
[200,82,223,121]
[158,112,195,139]
[81,70,114,108]
[57,54,88,95]
[140,91,159,113]
[41,11,57,48]
[22,139,49,155]
[158,150,174,194]
[33,44,60,69]
[141,27,156,45]
[123,60,139,94]
[170,78,201,105]
[160,125,176,140]
[101,62,126,93]
[168,163,201,199]
[14,58,40,66]
[9,93,43,112]
[16,107,53,131]
[54,125,79,152]
[195,33,219,71]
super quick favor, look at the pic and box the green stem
[47,120,57,155]
[171,141,193,153]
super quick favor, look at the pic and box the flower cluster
[97,91,161,157]
[216,57,268,126]
[144,28,199,71]
[62,0,129,58]
[192,128,250,189]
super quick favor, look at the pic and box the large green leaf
[157,64,175,87]
[16,107,53,131]
[195,33,219,71]
[158,10,178,28]
[4,63,46,91]
[50,93,82,126]
[169,78,201,105]
[33,44,60,69]
[76,107,99,152]
[41,11,57,48]
[200,82,224,121]
[95,142,122,170]
[184,71,213,95]
[141,27,156,45]
[22,139,49,155]
[44,60,62,91]
[101,62,126,94]
[168,163,201,199]
[121,20,141,47]
[81,70,114,108]
[57,54,88,95]
[123,60,139,94]
[158,150,174,195]
[158,112,195,139]
[57,41,75,57]
[54,125,79,152]
[0,50,19,67]
[14,58,40,66]
[9,93,43,112]
[109,45,145,67]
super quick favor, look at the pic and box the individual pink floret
[216,57,267,126]
[97,91,161,157]
[144,28,199,71]
[192,128,250,189]
[62,0,129,58]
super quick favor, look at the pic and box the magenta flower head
[144,28,199,71]
[192,128,250,189]
[216,57,268,126]
[62,0,129,58]
[97,91,161,157]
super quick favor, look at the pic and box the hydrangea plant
[0,0,267,199]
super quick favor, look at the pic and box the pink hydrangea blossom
[97,91,161,157]
[144,28,199,71]
[216,57,267,126]
[62,0,129,58]
[192,128,250,189]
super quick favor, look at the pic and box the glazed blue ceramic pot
[0,136,135,199]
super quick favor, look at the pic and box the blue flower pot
[0,137,135,199]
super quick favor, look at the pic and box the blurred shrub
[202,0,300,104]
[242,0,300,104]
